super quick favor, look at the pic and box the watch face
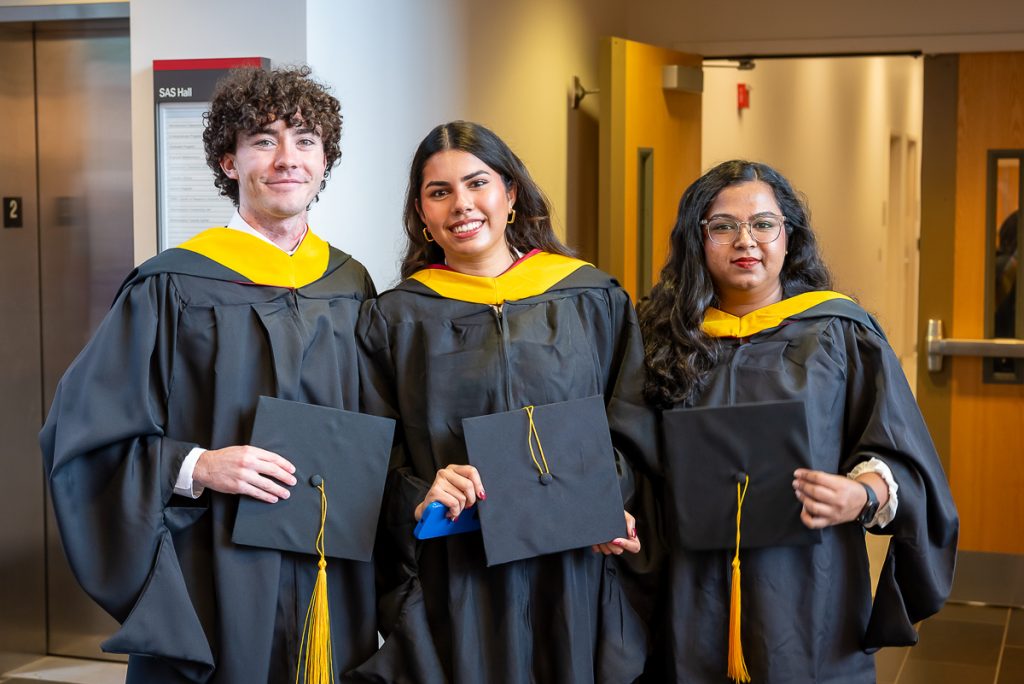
[857,483,879,524]
[859,501,879,524]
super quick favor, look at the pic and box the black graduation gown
[652,295,959,683]
[351,257,659,684]
[39,236,380,683]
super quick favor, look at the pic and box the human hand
[193,445,296,503]
[592,510,641,556]
[793,468,875,528]
[414,464,485,522]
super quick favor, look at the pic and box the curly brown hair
[202,65,342,206]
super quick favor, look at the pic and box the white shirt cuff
[847,457,899,529]
[174,447,206,499]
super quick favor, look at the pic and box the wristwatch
[855,481,879,526]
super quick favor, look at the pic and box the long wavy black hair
[400,121,574,279]
[637,160,833,408]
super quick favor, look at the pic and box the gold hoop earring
[422,227,434,243]
[507,208,516,224]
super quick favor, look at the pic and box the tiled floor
[3,543,1018,683]
[876,604,1024,684]
[2,609,1022,683]
[0,655,125,684]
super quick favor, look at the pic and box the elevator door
[0,19,132,661]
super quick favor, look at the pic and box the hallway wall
[15,0,1020,289]
[303,0,618,286]
[303,2,461,290]
[122,0,620,289]
[625,0,1024,56]
[306,0,622,288]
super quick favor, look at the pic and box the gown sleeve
[603,287,662,481]
[355,299,451,681]
[356,300,429,615]
[834,319,959,650]
[600,287,666,635]
[38,274,215,681]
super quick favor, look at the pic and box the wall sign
[153,57,269,251]
[3,197,22,229]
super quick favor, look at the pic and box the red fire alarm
[737,83,750,110]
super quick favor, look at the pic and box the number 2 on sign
[3,197,23,228]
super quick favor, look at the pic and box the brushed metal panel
[35,19,132,662]
[0,3,129,23]
[0,23,46,656]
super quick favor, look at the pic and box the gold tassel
[523,406,552,478]
[727,475,751,684]
[297,480,334,684]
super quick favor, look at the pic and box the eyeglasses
[700,214,785,245]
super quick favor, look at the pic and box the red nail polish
[479,490,486,500]
[452,516,458,523]
[612,539,623,546]
[630,528,637,539]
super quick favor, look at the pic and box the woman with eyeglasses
[636,160,958,682]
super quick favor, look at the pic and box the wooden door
[919,52,1024,555]
[598,37,702,301]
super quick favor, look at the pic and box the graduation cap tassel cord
[297,478,334,684]
[728,475,751,684]
[523,406,554,484]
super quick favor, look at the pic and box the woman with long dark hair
[352,121,657,683]
[638,160,958,682]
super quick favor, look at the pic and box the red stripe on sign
[153,57,266,71]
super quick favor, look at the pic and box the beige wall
[624,0,1024,55]
[305,0,463,289]
[454,0,622,243]
[109,0,621,287]
[702,56,923,363]
[17,0,1022,288]
[307,0,622,287]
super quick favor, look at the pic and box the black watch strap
[856,481,879,525]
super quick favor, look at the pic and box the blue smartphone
[413,501,481,540]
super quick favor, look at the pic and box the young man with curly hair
[40,66,379,683]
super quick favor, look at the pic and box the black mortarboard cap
[462,394,626,566]
[662,400,821,550]
[232,396,395,562]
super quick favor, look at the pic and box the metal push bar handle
[926,319,1024,372]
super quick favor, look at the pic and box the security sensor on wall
[662,65,704,94]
